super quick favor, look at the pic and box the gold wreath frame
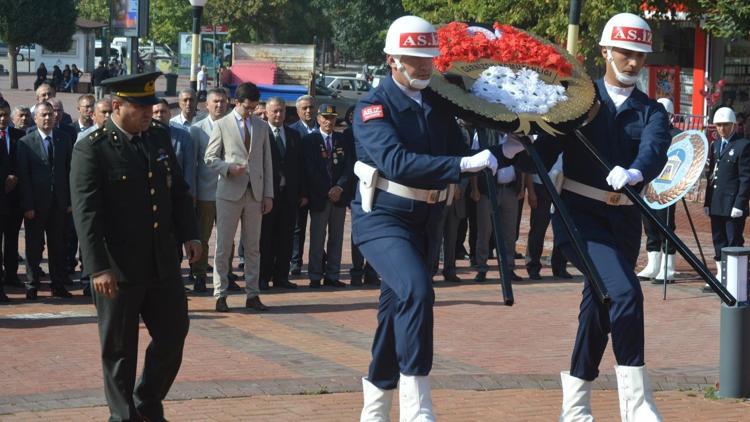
[429,27,596,136]
[643,131,707,207]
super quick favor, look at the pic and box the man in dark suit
[259,97,307,290]
[289,95,318,275]
[0,103,25,300]
[16,101,73,299]
[70,72,200,421]
[704,107,750,288]
[303,104,354,287]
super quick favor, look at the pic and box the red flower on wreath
[434,22,573,78]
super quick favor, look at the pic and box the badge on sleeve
[361,104,384,122]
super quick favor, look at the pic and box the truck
[227,43,357,117]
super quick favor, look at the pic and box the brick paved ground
[0,80,748,420]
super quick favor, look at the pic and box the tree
[0,0,77,88]
[697,0,750,38]
[313,0,404,63]
[76,0,109,22]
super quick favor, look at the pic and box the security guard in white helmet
[508,13,670,421]
[704,106,750,289]
[352,15,504,422]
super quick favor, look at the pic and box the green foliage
[149,0,192,46]
[76,0,109,22]
[313,0,404,63]
[698,0,750,38]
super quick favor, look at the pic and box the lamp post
[189,0,207,91]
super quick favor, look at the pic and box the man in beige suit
[205,82,273,312]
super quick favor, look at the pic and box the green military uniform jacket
[70,119,198,283]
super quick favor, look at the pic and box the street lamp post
[189,0,207,91]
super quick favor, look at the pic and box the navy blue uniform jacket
[351,76,468,245]
[533,79,670,261]
[704,132,750,217]
[302,130,354,211]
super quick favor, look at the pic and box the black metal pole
[573,129,736,306]
[190,5,204,91]
[682,198,708,267]
[477,129,514,306]
[522,139,611,305]
[662,208,670,300]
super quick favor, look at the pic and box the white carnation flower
[471,66,568,114]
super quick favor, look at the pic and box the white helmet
[384,15,439,58]
[657,98,674,114]
[714,107,737,124]
[599,13,653,53]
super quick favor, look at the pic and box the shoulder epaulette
[88,127,108,144]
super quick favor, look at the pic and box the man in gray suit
[190,88,228,292]
[153,99,197,198]
[16,101,73,299]
[169,88,197,129]
[205,82,273,312]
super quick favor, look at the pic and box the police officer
[704,107,750,289]
[352,16,501,421]
[509,13,670,421]
[70,72,201,422]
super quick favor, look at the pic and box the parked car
[313,84,358,118]
[319,75,372,102]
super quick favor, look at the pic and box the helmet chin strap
[393,56,430,90]
[606,48,639,86]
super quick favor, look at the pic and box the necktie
[0,130,6,155]
[243,119,252,152]
[131,135,148,162]
[273,127,285,157]
[325,135,333,178]
[45,136,53,164]
[720,140,728,156]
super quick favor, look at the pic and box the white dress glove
[460,149,498,174]
[606,166,643,190]
[731,207,743,218]
[501,136,525,159]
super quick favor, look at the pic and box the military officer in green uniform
[70,71,201,422]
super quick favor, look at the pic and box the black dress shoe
[0,289,9,302]
[350,275,363,286]
[207,265,213,273]
[514,252,524,260]
[528,272,542,281]
[82,284,92,297]
[474,271,487,283]
[363,272,380,286]
[227,279,242,291]
[4,276,23,288]
[259,280,270,291]
[509,271,523,282]
[245,296,269,311]
[215,297,229,312]
[227,272,239,282]
[553,270,574,279]
[290,264,302,276]
[309,279,321,288]
[275,279,298,289]
[51,286,73,298]
[238,262,245,270]
[323,278,346,287]
[193,275,207,293]
[443,273,462,283]
[25,286,38,300]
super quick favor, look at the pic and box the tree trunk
[8,42,18,89]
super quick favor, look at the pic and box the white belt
[375,178,448,204]
[562,178,633,206]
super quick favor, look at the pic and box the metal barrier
[719,247,750,398]
[673,113,707,131]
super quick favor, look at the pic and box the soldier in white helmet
[703,106,750,291]
[351,15,505,422]
[504,12,670,421]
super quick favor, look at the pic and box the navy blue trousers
[359,236,434,390]
[562,240,645,381]
[710,215,746,262]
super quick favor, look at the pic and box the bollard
[718,247,750,398]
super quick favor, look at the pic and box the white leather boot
[654,254,675,283]
[398,374,435,422]
[559,371,594,422]
[361,377,394,422]
[614,365,662,422]
[637,252,661,279]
